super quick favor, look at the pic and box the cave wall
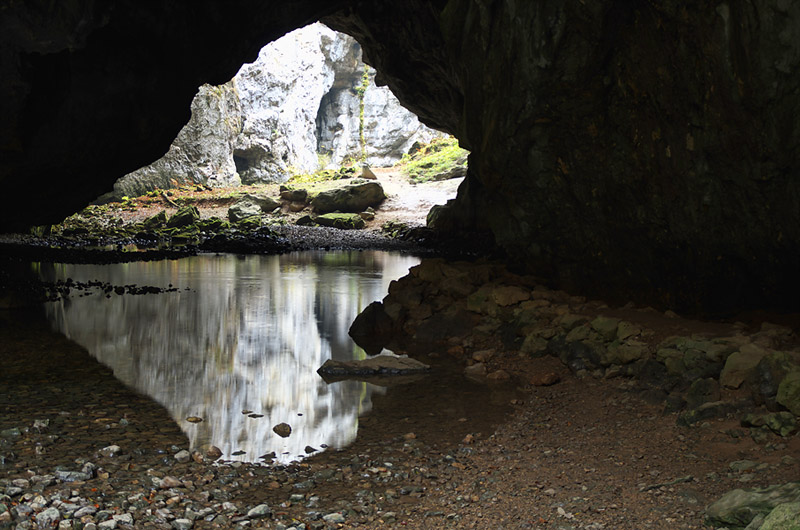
[2,1,800,312]
[0,0,350,229]
[325,1,800,313]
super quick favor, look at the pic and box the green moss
[356,67,370,161]
[398,136,469,183]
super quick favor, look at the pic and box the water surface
[38,251,420,463]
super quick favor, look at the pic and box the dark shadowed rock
[349,301,395,355]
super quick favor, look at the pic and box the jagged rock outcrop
[3,1,800,313]
[104,83,243,201]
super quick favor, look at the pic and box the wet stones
[273,423,292,438]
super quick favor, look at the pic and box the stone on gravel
[55,470,92,482]
[174,449,191,463]
[99,444,121,457]
[686,378,721,410]
[206,445,223,460]
[677,401,735,426]
[464,362,487,379]
[311,180,386,213]
[166,206,200,228]
[273,423,292,438]
[705,482,800,528]
[160,476,182,489]
[318,355,430,379]
[171,519,194,530]
[314,212,366,229]
[760,501,800,530]
[228,200,261,222]
[491,285,530,306]
[521,335,548,357]
[602,341,648,366]
[323,512,346,524]
[591,316,620,341]
[720,344,771,389]
[487,369,511,381]
[247,503,272,519]
[529,372,561,386]
[777,370,800,415]
[36,507,60,527]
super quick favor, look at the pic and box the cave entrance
[111,22,466,227]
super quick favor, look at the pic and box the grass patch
[287,165,358,185]
[397,136,468,183]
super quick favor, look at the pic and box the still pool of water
[36,250,420,464]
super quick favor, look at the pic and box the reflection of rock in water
[40,251,419,463]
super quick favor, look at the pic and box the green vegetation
[397,136,468,183]
[355,67,371,161]
[287,165,358,184]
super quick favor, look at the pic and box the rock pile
[351,257,800,528]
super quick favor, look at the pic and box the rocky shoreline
[2,238,800,528]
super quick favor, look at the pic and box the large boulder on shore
[349,301,395,355]
[311,180,386,213]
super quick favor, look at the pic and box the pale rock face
[233,23,354,184]
[109,82,243,200]
[106,23,442,197]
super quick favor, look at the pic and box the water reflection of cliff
[39,251,420,463]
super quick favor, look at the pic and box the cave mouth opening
[105,21,464,227]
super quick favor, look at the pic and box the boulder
[705,482,800,529]
[601,341,648,366]
[751,352,800,410]
[720,344,772,389]
[349,301,395,355]
[228,195,279,222]
[777,370,800,416]
[317,355,430,378]
[279,187,308,202]
[311,180,386,213]
[228,200,261,222]
[272,423,292,438]
[141,210,168,230]
[314,212,366,229]
[166,206,200,228]
[591,316,620,341]
[760,502,800,530]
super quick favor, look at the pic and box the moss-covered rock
[142,210,168,230]
[314,213,366,229]
[777,370,800,416]
[705,482,800,529]
[166,206,200,228]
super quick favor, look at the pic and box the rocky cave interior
[2,1,800,313]
[3,3,800,528]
